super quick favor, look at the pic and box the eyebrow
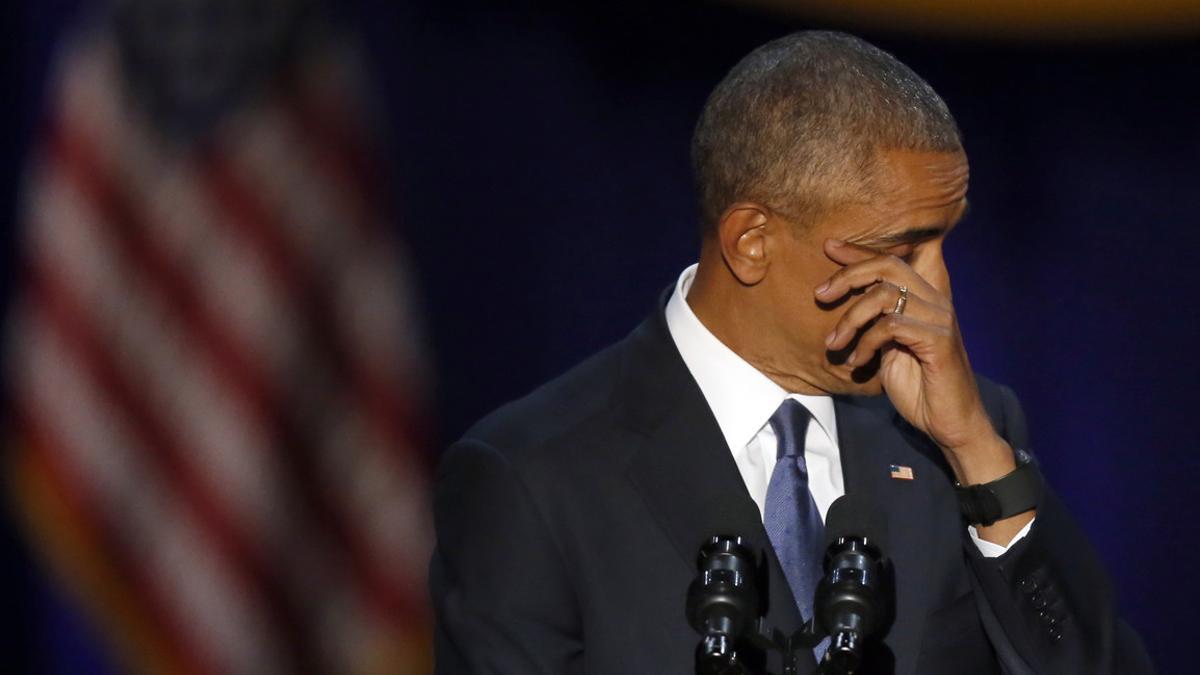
[864,225,949,247]
[865,199,970,247]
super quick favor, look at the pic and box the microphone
[814,494,891,674]
[686,536,759,675]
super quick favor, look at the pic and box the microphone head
[823,494,890,552]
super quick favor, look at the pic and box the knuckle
[936,306,955,326]
[867,283,892,301]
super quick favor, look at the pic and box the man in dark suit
[429,31,1153,674]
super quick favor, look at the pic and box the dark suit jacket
[430,304,1154,674]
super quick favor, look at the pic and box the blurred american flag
[6,8,432,674]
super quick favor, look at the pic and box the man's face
[761,149,970,395]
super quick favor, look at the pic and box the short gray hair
[690,30,962,231]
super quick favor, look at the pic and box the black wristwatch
[955,448,1042,527]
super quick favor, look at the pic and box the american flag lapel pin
[889,464,914,480]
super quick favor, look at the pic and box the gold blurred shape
[730,0,1200,40]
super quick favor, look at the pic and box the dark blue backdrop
[5,1,1198,672]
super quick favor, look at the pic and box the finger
[825,282,951,350]
[815,250,943,308]
[823,238,878,265]
[844,313,952,368]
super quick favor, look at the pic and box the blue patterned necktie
[764,398,826,627]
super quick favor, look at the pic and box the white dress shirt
[663,264,1030,558]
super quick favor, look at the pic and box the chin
[843,376,885,396]
[821,353,885,396]
[824,374,884,396]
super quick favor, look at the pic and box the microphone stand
[730,617,848,675]
[689,533,882,675]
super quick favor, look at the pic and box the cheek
[771,237,844,345]
[797,286,850,353]
[794,244,841,288]
[796,255,848,336]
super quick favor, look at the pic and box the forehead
[870,150,969,223]
[874,149,969,199]
[820,149,970,241]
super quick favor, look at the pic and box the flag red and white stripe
[7,29,431,675]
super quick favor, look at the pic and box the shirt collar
[664,264,838,454]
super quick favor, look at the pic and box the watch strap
[955,449,1042,527]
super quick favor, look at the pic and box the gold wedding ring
[892,285,909,315]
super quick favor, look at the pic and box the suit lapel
[617,308,809,662]
[625,397,794,606]
[615,303,949,674]
[835,395,941,675]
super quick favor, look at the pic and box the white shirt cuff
[968,518,1035,558]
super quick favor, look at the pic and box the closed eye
[883,243,916,263]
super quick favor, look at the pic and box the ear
[715,202,771,285]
